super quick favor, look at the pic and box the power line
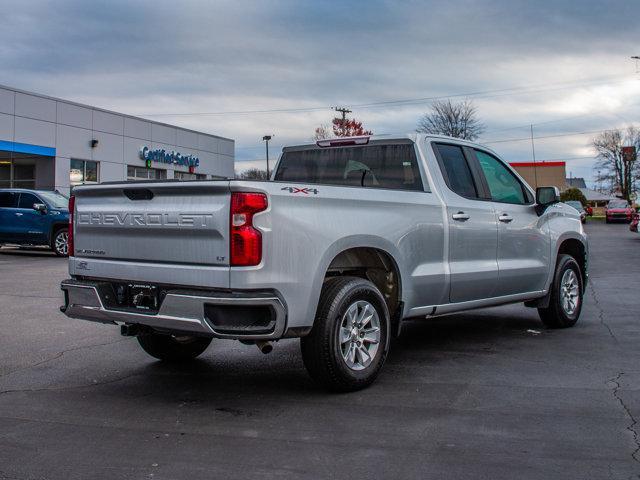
[483,127,618,145]
[137,73,636,117]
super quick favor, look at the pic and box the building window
[70,159,99,186]
[127,165,167,180]
[174,171,206,181]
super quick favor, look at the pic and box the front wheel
[52,228,69,256]
[137,331,212,361]
[301,276,390,392]
[538,254,583,328]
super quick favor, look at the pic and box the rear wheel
[137,331,212,361]
[538,254,583,328]
[301,276,390,392]
[52,228,69,256]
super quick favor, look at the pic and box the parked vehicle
[60,134,588,391]
[565,200,586,224]
[0,189,70,256]
[605,200,633,223]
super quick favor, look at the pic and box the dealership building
[0,85,234,196]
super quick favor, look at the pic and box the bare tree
[313,124,331,141]
[237,168,269,180]
[592,126,640,202]
[416,99,485,140]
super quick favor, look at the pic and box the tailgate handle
[124,189,154,201]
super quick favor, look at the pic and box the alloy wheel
[339,300,381,371]
[560,269,580,316]
[55,231,68,256]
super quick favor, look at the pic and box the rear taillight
[68,195,75,257]
[230,192,267,266]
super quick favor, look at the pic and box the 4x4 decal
[281,187,319,195]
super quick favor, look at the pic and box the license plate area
[105,283,160,313]
[127,284,159,311]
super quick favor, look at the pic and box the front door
[473,149,551,296]
[431,143,499,303]
[14,192,47,244]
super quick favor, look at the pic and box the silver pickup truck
[60,134,588,391]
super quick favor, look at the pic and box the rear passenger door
[472,149,550,296]
[432,143,499,303]
[0,192,19,242]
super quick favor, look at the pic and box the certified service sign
[140,146,200,168]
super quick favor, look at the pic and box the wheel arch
[556,237,588,291]
[305,236,406,328]
[49,221,68,241]
[325,246,403,316]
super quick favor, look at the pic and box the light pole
[262,135,273,178]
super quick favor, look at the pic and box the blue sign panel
[139,146,199,168]
[0,140,56,157]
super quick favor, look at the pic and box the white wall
[0,85,235,195]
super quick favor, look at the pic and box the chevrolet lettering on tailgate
[77,212,214,227]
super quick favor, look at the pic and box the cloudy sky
[2,0,639,185]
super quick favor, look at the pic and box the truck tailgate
[71,181,231,285]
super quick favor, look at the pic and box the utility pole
[333,106,352,136]
[530,124,538,188]
[333,106,352,123]
[262,135,273,178]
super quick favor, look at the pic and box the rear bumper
[60,279,287,340]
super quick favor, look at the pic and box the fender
[49,221,68,243]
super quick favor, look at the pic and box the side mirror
[33,203,47,214]
[536,186,560,206]
[535,186,560,216]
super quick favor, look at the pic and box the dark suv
[0,189,70,256]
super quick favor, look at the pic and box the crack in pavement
[0,338,129,380]
[607,372,640,474]
[589,279,617,342]
[0,371,140,397]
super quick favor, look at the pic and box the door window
[475,150,528,205]
[0,192,18,208]
[433,144,478,198]
[17,193,40,209]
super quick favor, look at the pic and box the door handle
[498,213,513,223]
[452,211,470,221]
[14,212,23,217]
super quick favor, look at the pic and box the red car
[605,200,634,223]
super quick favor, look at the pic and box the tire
[301,276,391,392]
[538,254,583,329]
[137,331,212,361]
[51,228,69,257]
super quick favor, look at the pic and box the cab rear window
[274,143,424,191]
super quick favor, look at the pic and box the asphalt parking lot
[0,222,638,480]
